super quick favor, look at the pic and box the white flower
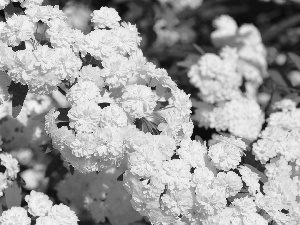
[0,0,9,10]
[25,5,68,23]
[0,207,31,225]
[21,0,43,8]
[91,7,121,29]
[0,14,35,46]
[188,49,242,104]
[0,153,19,179]
[215,171,243,197]
[36,216,60,225]
[238,166,260,195]
[68,101,102,133]
[264,157,292,179]
[120,84,157,118]
[208,136,246,171]
[66,80,100,104]
[272,99,297,112]
[48,204,79,225]
[0,173,8,197]
[195,97,264,141]
[99,104,128,128]
[25,190,53,217]
[45,18,74,48]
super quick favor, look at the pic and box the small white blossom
[0,207,31,225]
[25,190,53,217]
[91,7,121,29]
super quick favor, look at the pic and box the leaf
[69,165,75,175]
[269,70,289,90]
[3,3,15,18]
[31,112,47,123]
[289,52,300,71]
[16,174,26,187]
[8,82,28,118]
[56,108,70,122]
[193,43,205,55]
[117,172,124,181]
[177,53,200,68]
[4,181,22,209]
[45,154,64,178]
[244,164,268,184]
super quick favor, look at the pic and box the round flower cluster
[253,99,300,165]
[158,0,203,12]
[0,149,19,196]
[208,136,247,171]
[0,191,79,225]
[33,5,193,173]
[123,135,271,225]
[188,47,242,104]
[193,96,264,141]
[211,15,268,96]
[188,38,264,141]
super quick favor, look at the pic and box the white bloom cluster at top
[30,5,194,173]
[157,0,203,12]
[211,15,268,96]
[0,141,19,196]
[0,190,79,225]
[188,16,267,141]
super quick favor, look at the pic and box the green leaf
[4,181,22,209]
[4,3,15,18]
[244,164,268,184]
[177,53,200,68]
[289,52,300,71]
[8,82,28,118]
[69,165,75,175]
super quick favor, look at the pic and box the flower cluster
[35,6,194,173]
[188,16,266,141]
[157,0,203,12]
[0,146,19,196]
[0,2,299,225]
[211,15,268,96]
[0,190,79,225]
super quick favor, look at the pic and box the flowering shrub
[0,0,299,225]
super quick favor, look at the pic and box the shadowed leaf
[4,181,22,209]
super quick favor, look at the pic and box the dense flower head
[0,207,31,225]
[25,190,53,217]
[91,7,121,29]
[119,84,157,118]
[215,171,243,197]
[194,97,264,140]
[252,126,300,165]
[158,0,203,12]
[208,136,246,171]
[211,15,267,90]
[188,48,242,104]
[36,216,60,225]
[0,14,35,46]
[0,152,19,179]
[238,166,261,195]
[48,204,79,225]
